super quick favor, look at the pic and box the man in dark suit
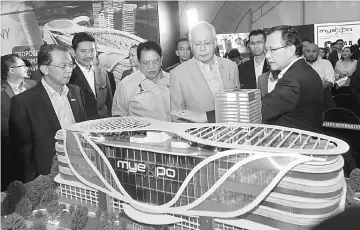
[238,29,269,89]
[1,54,36,190]
[262,25,324,133]
[70,32,113,120]
[350,57,360,102]
[120,44,139,81]
[328,39,344,68]
[9,44,87,183]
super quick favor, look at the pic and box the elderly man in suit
[1,54,36,190]
[9,44,87,183]
[350,57,360,102]
[262,25,324,132]
[70,32,112,120]
[170,21,239,122]
[238,29,269,89]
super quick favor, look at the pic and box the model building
[54,117,349,230]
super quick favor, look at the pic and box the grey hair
[189,21,216,42]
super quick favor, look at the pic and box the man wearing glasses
[328,39,344,68]
[112,41,170,121]
[261,25,324,133]
[70,32,113,120]
[1,54,36,190]
[170,21,238,122]
[9,44,87,183]
[238,29,269,89]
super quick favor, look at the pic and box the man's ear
[288,45,297,56]
[175,50,179,57]
[39,65,48,76]
[9,68,15,75]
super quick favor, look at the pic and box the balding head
[304,43,319,63]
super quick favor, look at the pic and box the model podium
[214,89,262,124]
[54,117,349,230]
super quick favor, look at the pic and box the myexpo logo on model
[319,26,352,35]
[116,160,176,180]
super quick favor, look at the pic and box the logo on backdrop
[116,160,176,180]
[319,27,352,35]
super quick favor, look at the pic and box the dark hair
[267,25,302,57]
[318,47,326,59]
[335,39,344,44]
[249,29,266,41]
[340,46,355,61]
[22,59,32,67]
[358,38,360,46]
[1,54,21,80]
[331,42,336,47]
[176,37,190,49]
[72,32,96,51]
[301,39,312,43]
[137,41,162,61]
[38,44,69,68]
[228,49,241,59]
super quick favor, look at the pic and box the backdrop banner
[314,21,360,48]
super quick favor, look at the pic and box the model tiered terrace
[54,117,349,230]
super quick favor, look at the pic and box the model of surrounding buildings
[53,116,350,230]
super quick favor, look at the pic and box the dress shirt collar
[7,79,26,91]
[75,60,94,73]
[278,57,303,80]
[195,55,219,70]
[41,78,69,98]
[254,56,265,67]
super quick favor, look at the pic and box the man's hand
[170,109,208,123]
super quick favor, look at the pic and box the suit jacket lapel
[263,58,269,74]
[73,66,95,96]
[264,72,269,95]
[36,83,61,130]
[67,87,80,123]
[2,81,15,98]
[218,58,235,89]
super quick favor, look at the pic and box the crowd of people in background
[1,21,360,191]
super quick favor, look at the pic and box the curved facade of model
[55,117,348,230]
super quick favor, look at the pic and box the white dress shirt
[195,56,224,94]
[75,60,96,95]
[41,78,76,128]
[254,57,265,84]
[7,80,27,95]
[267,72,278,93]
[112,70,170,121]
[307,58,335,84]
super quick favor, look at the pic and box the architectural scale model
[54,117,349,230]
[214,89,262,123]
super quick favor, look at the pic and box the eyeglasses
[140,59,161,67]
[47,63,76,69]
[10,64,27,69]
[248,41,265,47]
[192,40,214,49]
[264,46,288,54]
